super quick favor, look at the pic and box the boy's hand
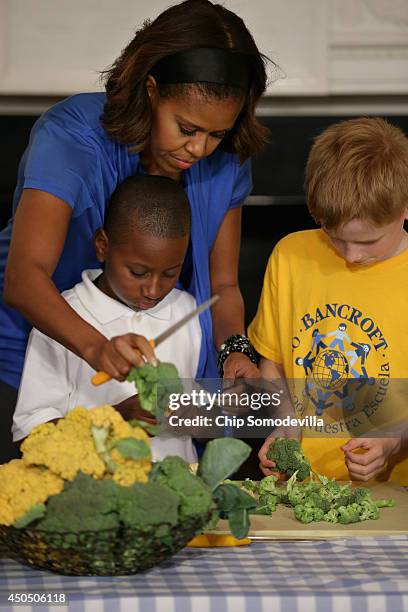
[222,353,261,380]
[258,428,302,477]
[114,394,157,425]
[94,333,158,381]
[342,437,402,481]
[258,436,282,478]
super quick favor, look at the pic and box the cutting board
[211,483,408,539]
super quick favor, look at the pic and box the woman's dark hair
[101,0,269,160]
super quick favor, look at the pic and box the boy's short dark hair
[104,175,191,243]
[305,117,408,229]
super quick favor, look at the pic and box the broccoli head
[118,481,179,530]
[266,438,310,481]
[150,456,214,520]
[36,473,119,533]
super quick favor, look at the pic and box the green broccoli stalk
[266,438,311,481]
[375,499,395,508]
[196,438,255,538]
[91,426,116,474]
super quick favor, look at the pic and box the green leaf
[213,483,257,514]
[111,438,151,460]
[205,510,221,531]
[14,503,46,529]
[227,508,250,540]
[198,438,251,490]
[129,419,160,437]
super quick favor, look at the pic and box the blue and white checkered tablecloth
[1,536,408,612]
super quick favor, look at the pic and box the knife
[91,294,219,386]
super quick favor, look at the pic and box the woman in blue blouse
[0,0,268,461]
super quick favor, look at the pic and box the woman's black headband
[150,47,251,90]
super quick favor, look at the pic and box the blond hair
[305,117,408,228]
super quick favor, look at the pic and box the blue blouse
[0,93,252,388]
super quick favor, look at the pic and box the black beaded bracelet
[217,334,259,377]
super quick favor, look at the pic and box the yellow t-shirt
[248,229,408,484]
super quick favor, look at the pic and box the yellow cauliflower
[90,405,152,485]
[0,460,64,526]
[20,404,151,487]
[110,426,151,486]
[21,407,106,481]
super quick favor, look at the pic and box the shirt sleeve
[22,111,97,217]
[247,249,283,364]
[229,157,253,208]
[12,329,71,441]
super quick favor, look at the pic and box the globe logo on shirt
[312,349,349,390]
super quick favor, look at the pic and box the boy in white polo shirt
[12,175,201,462]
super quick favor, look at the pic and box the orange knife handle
[91,338,156,386]
[91,370,112,386]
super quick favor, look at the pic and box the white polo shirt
[12,270,202,463]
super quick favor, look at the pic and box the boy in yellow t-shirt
[248,117,408,484]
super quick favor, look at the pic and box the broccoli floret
[337,504,361,524]
[258,475,280,497]
[266,438,311,481]
[306,492,331,513]
[36,473,119,533]
[333,493,356,509]
[353,487,371,503]
[255,493,279,515]
[150,456,214,519]
[317,479,342,502]
[294,502,324,523]
[358,500,380,521]
[242,478,258,496]
[323,508,339,523]
[288,484,307,507]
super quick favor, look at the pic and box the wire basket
[0,516,205,576]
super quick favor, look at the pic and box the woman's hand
[342,437,402,481]
[114,394,157,425]
[89,333,158,382]
[222,352,261,380]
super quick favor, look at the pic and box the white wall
[0,0,407,96]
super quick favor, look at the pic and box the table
[1,536,408,612]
